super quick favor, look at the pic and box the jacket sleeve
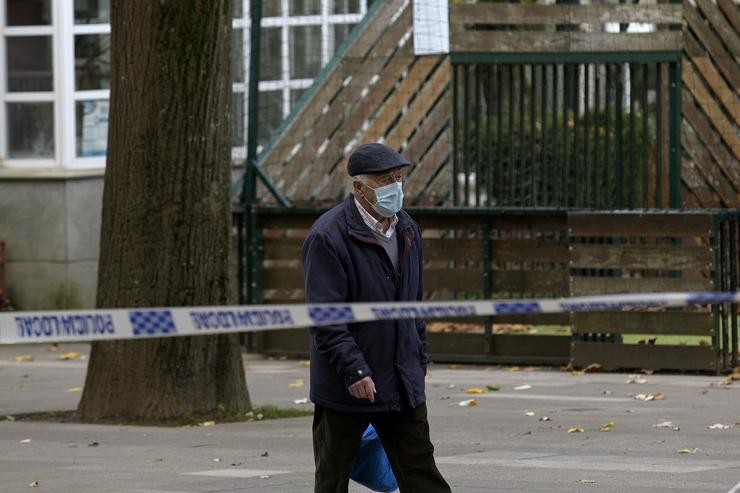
[414,226,428,374]
[302,231,372,386]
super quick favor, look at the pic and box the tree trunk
[78,0,250,421]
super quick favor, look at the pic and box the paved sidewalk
[1,343,739,493]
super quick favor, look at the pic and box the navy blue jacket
[302,194,427,413]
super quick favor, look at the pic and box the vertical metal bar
[594,64,601,207]
[584,64,591,207]
[541,64,547,206]
[452,65,459,206]
[552,64,559,206]
[464,65,470,206]
[497,65,503,204]
[487,65,494,206]
[243,0,262,206]
[732,218,739,369]
[642,63,649,207]
[475,65,482,207]
[519,65,526,207]
[720,219,728,371]
[235,209,246,304]
[483,219,493,339]
[668,60,682,208]
[615,63,624,208]
[563,65,571,207]
[530,65,537,207]
[605,64,612,207]
[629,63,636,208]
[508,65,515,205]
[656,64,663,208]
[573,64,581,206]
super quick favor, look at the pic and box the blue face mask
[367,181,404,217]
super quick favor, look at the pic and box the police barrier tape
[0,291,738,345]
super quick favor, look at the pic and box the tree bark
[78,0,250,421]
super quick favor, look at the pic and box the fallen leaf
[653,421,680,431]
[256,413,264,420]
[28,481,39,488]
[259,475,271,479]
[583,363,602,373]
[199,421,216,427]
[447,384,456,389]
[506,366,521,372]
[464,388,485,394]
[67,387,82,393]
[677,448,697,454]
[524,411,535,417]
[213,458,222,462]
[48,343,59,352]
[514,384,532,391]
[571,370,586,376]
[567,427,585,433]
[458,399,477,407]
[57,352,81,361]
[485,385,500,391]
[448,365,458,369]
[641,368,655,375]
[627,375,648,384]
[288,379,305,388]
[600,421,615,432]
[20,438,32,444]
[261,451,269,457]
[14,355,34,362]
[5,416,15,422]
[539,416,551,421]
[578,479,597,484]
[88,442,99,447]
[561,362,575,372]
[298,360,310,366]
[632,393,666,401]
[293,398,309,404]
[707,423,732,430]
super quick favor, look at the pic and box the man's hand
[347,376,376,402]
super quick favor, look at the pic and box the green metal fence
[451,53,682,208]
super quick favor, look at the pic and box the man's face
[355,168,405,202]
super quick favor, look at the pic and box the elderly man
[302,143,451,492]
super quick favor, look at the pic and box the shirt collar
[354,196,397,239]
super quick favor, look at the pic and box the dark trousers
[313,403,451,493]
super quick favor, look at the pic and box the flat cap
[347,143,410,177]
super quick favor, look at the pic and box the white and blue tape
[1,291,738,345]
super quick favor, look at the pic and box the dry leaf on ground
[514,384,532,391]
[706,423,733,430]
[677,448,698,454]
[14,355,34,362]
[20,438,32,444]
[578,479,597,484]
[67,387,82,393]
[458,399,477,407]
[627,375,648,384]
[653,421,680,431]
[57,352,81,361]
[524,411,535,417]
[298,360,310,366]
[28,481,39,488]
[632,393,666,401]
[288,379,305,388]
[199,421,216,427]
[486,385,500,391]
[464,388,485,394]
[539,416,551,421]
[567,427,585,433]
[600,421,615,432]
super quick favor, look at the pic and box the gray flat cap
[347,143,410,176]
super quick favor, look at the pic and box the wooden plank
[571,342,717,371]
[264,238,304,260]
[682,64,740,160]
[450,4,683,25]
[681,159,718,208]
[427,333,487,355]
[415,149,452,205]
[568,213,713,237]
[405,126,453,200]
[428,313,571,326]
[404,89,451,167]
[491,270,570,295]
[423,238,483,261]
[689,57,739,123]
[492,239,569,262]
[451,31,683,53]
[717,0,740,33]
[425,268,483,291]
[386,58,451,150]
[682,90,740,189]
[488,334,571,359]
[570,276,713,296]
[682,124,740,208]
[683,5,740,95]
[570,244,713,270]
[415,215,481,230]
[694,0,740,58]
[572,311,713,336]
[263,267,304,290]
[258,214,319,230]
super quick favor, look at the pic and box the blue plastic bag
[350,424,398,492]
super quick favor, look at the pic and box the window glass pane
[233,0,243,18]
[290,0,320,16]
[7,36,53,91]
[75,100,109,157]
[73,0,110,24]
[290,88,307,110]
[263,0,281,17]
[232,28,244,84]
[6,0,51,26]
[333,0,360,14]
[259,27,282,82]
[232,92,245,148]
[75,34,111,90]
[7,102,54,158]
[333,23,356,51]
[258,90,283,146]
[290,25,321,79]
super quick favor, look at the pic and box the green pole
[668,60,681,208]
[243,0,262,206]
